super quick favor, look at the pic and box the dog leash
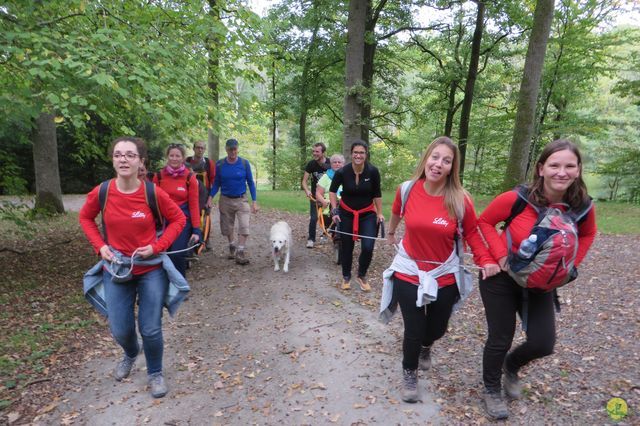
[108,243,201,280]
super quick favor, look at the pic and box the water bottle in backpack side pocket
[518,234,538,259]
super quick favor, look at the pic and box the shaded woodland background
[1,0,639,210]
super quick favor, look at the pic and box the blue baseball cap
[225,138,239,148]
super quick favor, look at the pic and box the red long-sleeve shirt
[79,180,186,275]
[391,179,496,287]
[153,171,200,229]
[477,190,597,267]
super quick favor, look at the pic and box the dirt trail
[39,208,439,425]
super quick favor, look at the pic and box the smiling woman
[78,136,186,399]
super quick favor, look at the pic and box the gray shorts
[219,195,250,236]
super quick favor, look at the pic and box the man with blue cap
[207,138,259,264]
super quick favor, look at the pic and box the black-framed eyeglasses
[113,152,139,160]
[352,151,367,156]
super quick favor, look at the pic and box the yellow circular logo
[606,397,628,421]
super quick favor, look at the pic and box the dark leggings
[394,277,460,370]
[169,204,192,278]
[339,211,377,280]
[308,200,318,241]
[480,272,556,392]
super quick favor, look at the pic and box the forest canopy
[1,0,639,208]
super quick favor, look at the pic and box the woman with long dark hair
[478,139,597,419]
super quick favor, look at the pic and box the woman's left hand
[190,233,200,244]
[136,245,154,258]
[482,263,501,279]
[377,214,385,224]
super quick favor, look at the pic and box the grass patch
[256,190,639,235]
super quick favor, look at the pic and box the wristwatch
[331,208,340,216]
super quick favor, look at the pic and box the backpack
[186,156,213,189]
[156,170,208,212]
[98,179,163,243]
[504,185,593,292]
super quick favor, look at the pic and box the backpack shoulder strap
[98,179,111,243]
[399,180,415,216]
[143,180,164,231]
[155,171,162,185]
[204,157,211,176]
[502,185,533,230]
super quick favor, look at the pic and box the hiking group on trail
[78,134,596,421]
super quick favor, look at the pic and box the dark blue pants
[103,267,167,375]
[169,203,192,278]
[339,211,377,280]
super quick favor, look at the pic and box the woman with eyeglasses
[152,143,202,277]
[329,140,384,292]
[79,136,186,398]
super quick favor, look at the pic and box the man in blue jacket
[207,138,259,265]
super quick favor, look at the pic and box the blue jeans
[308,200,318,241]
[339,211,377,280]
[169,203,192,278]
[103,267,168,375]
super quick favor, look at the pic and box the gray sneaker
[401,369,419,403]
[235,249,249,265]
[502,361,522,399]
[418,345,432,370]
[114,355,136,381]
[483,390,508,420]
[148,373,168,398]
[228,244,237,259]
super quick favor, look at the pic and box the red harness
[339,200,377,240]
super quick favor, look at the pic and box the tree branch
[37,13,85,27]
[324,102,343,124]
[412,36,444,70]
[379,24,445,41]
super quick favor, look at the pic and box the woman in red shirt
[79,136,186,398]
[153,144,201,277]
[384,136,500,403]
[477,139,596,420]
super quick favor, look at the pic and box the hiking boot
[235,249,249,265]
[114,355,136,381]
[340,278,351,290]
[503,361,522,399]
[401,369,419,403]
[356,276,371,292]
[148,373,168,398]
[483,390,509,420]
[306,239,314,248]
[419,345,432,370]
[228,243,237,259]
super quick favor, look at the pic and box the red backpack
[505,186,593,292]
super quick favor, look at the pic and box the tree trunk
[207,0,221,161]
[271,61,277,190]
[343,0,367,161]
[33,112,64,213]
[503,0,555,189]
[457,0,485,183]
[299,10,321,172]
[444,81,458,137]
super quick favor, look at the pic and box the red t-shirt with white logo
[79,180,186,275]
[153,171,201,229]
[391,179,495,287]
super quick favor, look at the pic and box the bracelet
[388,231,395,235]
[331,208,340,216]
